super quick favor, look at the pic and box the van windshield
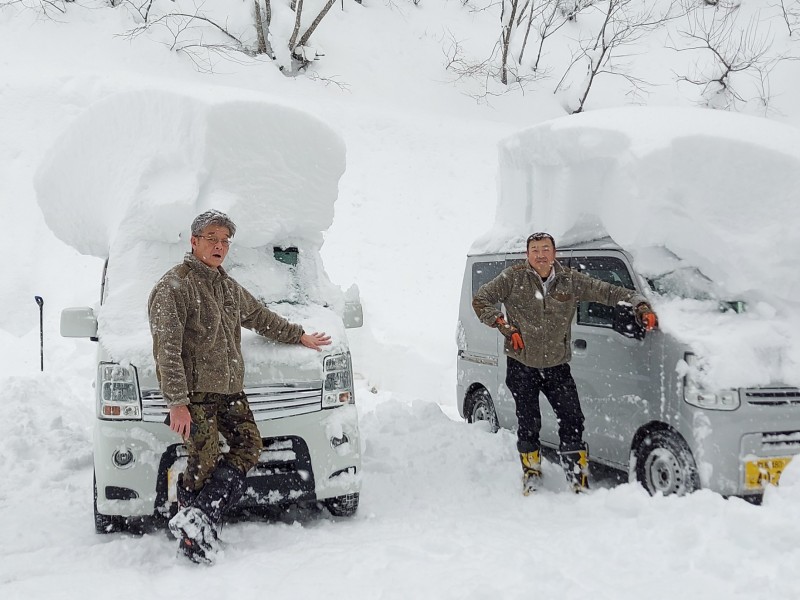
[649,267,715,300]
[649,267,746,313]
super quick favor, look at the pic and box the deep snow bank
[472,107,800,387]
[34,90,349,372]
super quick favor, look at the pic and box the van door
[466,259,514,425]
[568,252,654,468]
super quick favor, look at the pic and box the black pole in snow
[34,296,44,372]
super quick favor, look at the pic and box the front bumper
[94,405,362,518]
[687,401,800,499]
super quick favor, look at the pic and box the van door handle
[573,339,587,351]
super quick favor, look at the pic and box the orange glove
[635,303,658,331]
[495,317,525,350]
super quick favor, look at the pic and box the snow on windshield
[473,107,800,388]
[34,90,348,376]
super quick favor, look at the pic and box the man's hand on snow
[300,332,332,351]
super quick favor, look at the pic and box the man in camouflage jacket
[472,232,656,495]
[149,209,330,563]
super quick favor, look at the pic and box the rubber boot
[559,445,590,493]
[520,450,542,496]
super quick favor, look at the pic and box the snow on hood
[473,106,800,388]
[34,90,349,376]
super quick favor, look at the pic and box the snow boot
[169,506,219,565]
[560,444,590,493]
[169,462,245,564]
[520,450,542,496]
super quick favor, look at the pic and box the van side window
[472,261,506,297]
[572,256,636,328]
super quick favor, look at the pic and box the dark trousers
[505,358,584,454]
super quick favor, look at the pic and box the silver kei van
[456,239,800,501]
[61,244,364,533]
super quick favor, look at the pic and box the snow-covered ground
[3,0,800,598]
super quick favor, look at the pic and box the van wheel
[468,389,498,433]
[324,492,359,517]
[634,430,700,497]
[94,473,125,534]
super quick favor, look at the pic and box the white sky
[2,0,800,598]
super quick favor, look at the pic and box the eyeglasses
[196,235,232,247]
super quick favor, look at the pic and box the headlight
[98,362,142,420]
[682,353,740,411]
[323,352,354,408]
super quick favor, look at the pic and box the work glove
[495,316,525,350]
[634,303,658,331]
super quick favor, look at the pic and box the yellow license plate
[744,457,792,490]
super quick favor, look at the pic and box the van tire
[468,389,498,433]
[634,430,700,497]
[94,473,125,534]
[324,492,359,517]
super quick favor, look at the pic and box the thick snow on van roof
[473,107,800,388]
[34,90,348,374]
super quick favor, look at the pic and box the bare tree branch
[669,4,784,110]
[556,0,683,113]
[774,0,800,37]
[296,0,336,49]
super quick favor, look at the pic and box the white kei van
[62,244,363,533]
[457,240,800,501]
[44,92,364,533]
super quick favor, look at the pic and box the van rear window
[472,261,505,296]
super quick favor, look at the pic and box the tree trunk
[288,0,304,52]
[254,0,271,55]
[297,0,337,48]
[500,0,519,85]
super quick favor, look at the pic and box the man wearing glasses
[472,232,657,495]
[148,209,331,563]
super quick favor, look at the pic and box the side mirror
[343,284,363,329]
[612,303,645,340]
[61,307,98,340]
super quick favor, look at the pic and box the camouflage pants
[182,391,263,492]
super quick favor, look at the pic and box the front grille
[744,387,800,406]
[141,382,323,423]
[761,430,800,452]
[242,435,316,506]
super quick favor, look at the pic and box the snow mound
[33,90,349,374]
[473,106,800,306]
[34,89,346,256]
